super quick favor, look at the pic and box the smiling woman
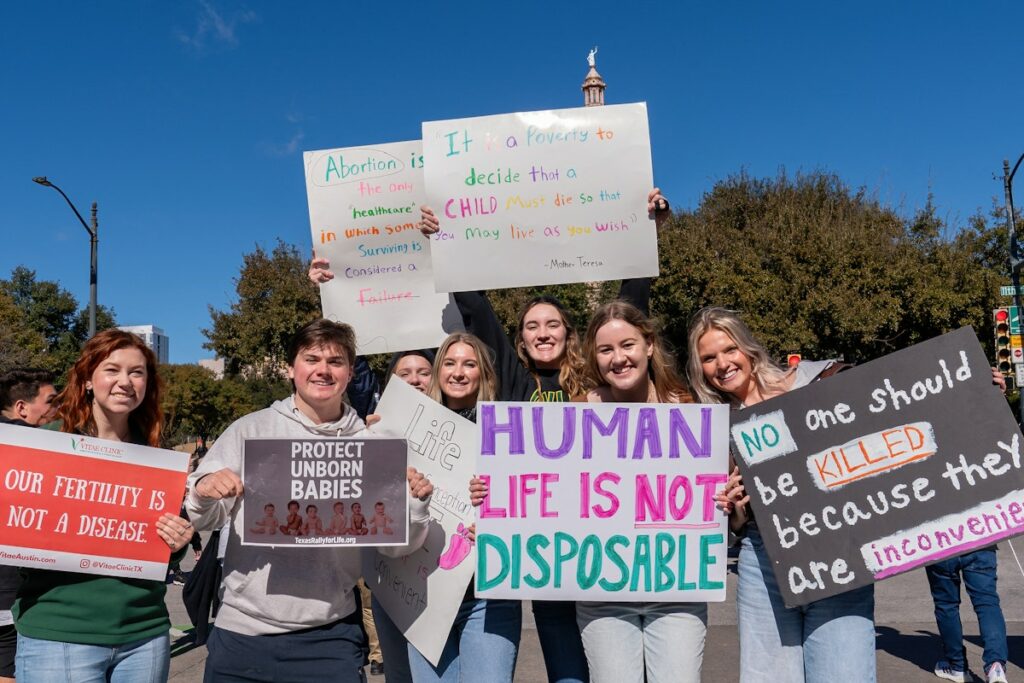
[13,330,193,683]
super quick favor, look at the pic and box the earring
[86,388,94,401]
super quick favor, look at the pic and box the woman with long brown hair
[573,300,706,683]
[14,330,194,683]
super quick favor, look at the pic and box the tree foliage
[205,171,1007,392]
[0,267,117,378]
[204,241,321,378]
[159,364,259,447]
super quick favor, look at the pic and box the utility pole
[33,177,99,338]
[1003,153,1024,424]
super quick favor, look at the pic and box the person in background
[0,368,58,683]
[14,330,194,683]
[0,369,57,427]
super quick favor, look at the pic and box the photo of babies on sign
[240,437,409,547]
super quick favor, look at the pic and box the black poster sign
[730,327,1024,607]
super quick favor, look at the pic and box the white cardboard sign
[362,380,477,665]
[422,103,658,292]
[303,140,461,354]
[474,401,730,602]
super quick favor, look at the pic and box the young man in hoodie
[187,319,434,682]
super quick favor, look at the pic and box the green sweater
[15,549,185,646]
[15,571,168,645]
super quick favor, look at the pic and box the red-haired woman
[14,329,193,683]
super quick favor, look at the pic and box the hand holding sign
[407,467,433,500]
[195,468,244,500]
[155,513,194,552]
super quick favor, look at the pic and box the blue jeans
[737,529,876,683]
[371,595,412,683]
[15,632,169,683]
[203,615,366,682]
[532,600,589,683]
[576,601,706,683]
[407,598,521,683]
[925,547,1007,671]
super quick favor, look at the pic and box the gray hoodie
[186,396,430,636]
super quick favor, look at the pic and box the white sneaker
[934,661,967,683]
[987,662,1008,683]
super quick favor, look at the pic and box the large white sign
[362,380,477,665]
[474,401,730,602]
[303,140,461,354]
[422,103,658,291]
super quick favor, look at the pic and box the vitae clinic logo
[70,437,125,457]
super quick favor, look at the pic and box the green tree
[204,241,320,378]
[159,364,259,447]
[0,267,117,379]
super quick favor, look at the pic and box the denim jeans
[925,547,1007,671]
[371,594,412,683]
[532,600,589,683]
[737,529,876,683]
[15,632,169,683]
[576,601,706,683]
[203,615,367,683]
[407,597,521,683]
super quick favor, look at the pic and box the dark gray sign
[730,327,1024,607]
[241,438,409,547]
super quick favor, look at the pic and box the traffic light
[994,308,1012,375]
[786,353,802,368]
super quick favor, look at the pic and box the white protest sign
[474,402,730,602]
[362,379,477,665]
[422,103,658,291]
[304,140,461,354]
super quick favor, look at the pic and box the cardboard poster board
[304,140,461,354]
[0,425,188,580]
[422,103,658,291]
[730,327,1024,607]
[362,380,477,665]
[474,401,730,601]
[240,438,408,547]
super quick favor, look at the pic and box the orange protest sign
[0,424,188,580]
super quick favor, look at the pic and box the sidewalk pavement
[167,541,1024,682]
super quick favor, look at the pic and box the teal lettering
[510,533,521,589]
[553,532,579,588]
[577,535,602,589]
[655,533,675,592]
[524,534,551,588]
[599,535,630,592]
[630,535,652,592]
[677,534,696,590]
[476,534,510,591]
[325,157,340,182]
[699,533,725,590]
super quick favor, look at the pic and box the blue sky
[2,1,1022,364]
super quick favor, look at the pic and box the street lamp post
[32,177,98,338]
[1003,154,1024,424]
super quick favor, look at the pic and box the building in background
[117,324,170,364]
[198,357,225,379]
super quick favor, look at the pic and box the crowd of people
[0,187,1012,683]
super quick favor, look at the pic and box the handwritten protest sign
[240,438,408,547]
[0,425,187,580]
[731,327,1024,607]
[474,401,730,601]
[304,140,461,354]
[422,103,658,291]
[362,380,477,665]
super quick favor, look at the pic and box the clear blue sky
[3,1,1021,364]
